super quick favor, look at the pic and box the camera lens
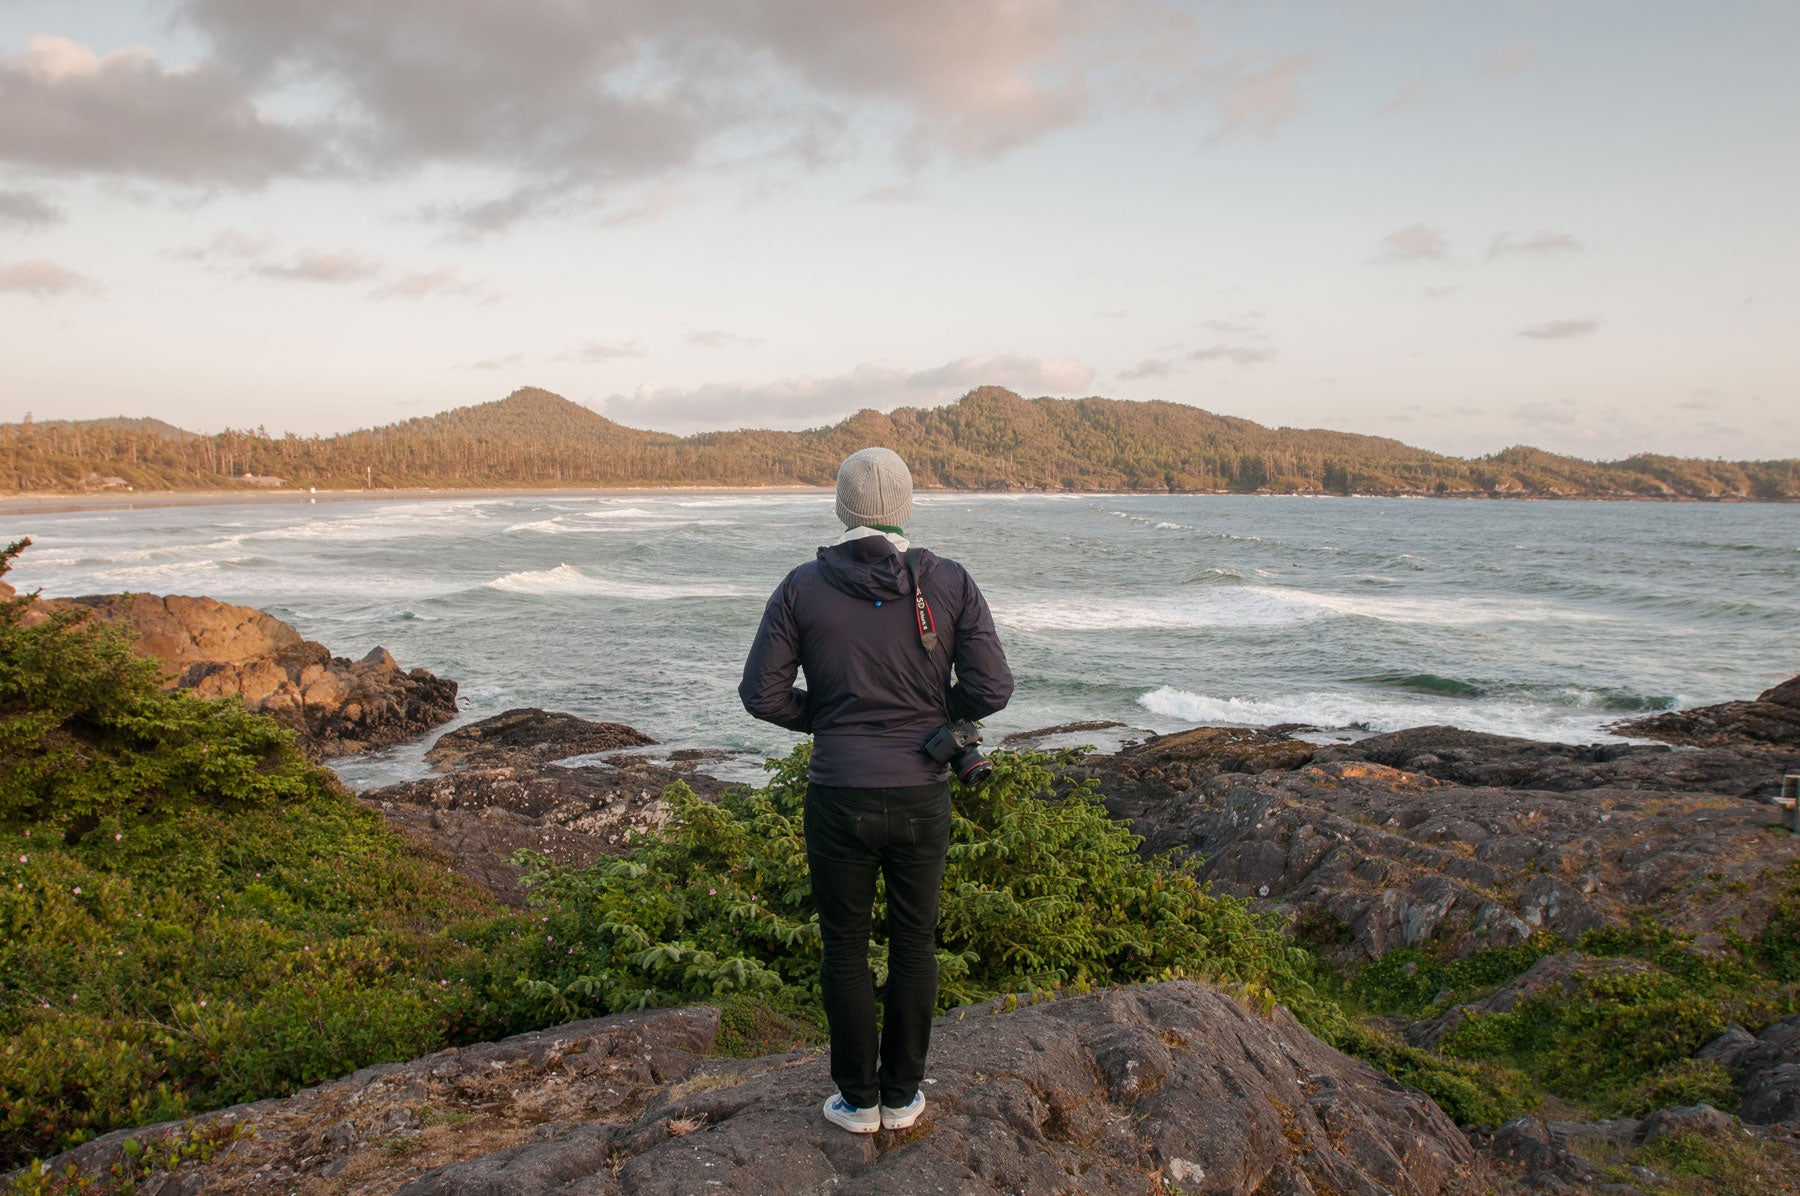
[955,748,992,784]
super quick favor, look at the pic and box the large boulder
[426,708,656,772]
[43,592,457,759]
[12,983,1481,1196]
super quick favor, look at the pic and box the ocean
[8,492,1798,787]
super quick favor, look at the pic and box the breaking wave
[484,563,748,600]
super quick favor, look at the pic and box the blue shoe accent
[822,1093,880,1133]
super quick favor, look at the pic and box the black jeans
[804,780,952,1110]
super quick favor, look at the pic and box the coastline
[0,484,833,517]
[3,484,1789,518]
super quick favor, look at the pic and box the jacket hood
[815,537,923,602]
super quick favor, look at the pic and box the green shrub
[0,540,315,829]
[1615,1059,1741,1117]
[1334,1022,1539,1127]
[1437,956,1798,1115]
[1345,938,1558,1019]
[505,743,1343,1037]
[0,540,516,1169]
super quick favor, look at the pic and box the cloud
[1189,344,1275,366]
[1377,74,1437,118]
[1512,399,1575,425]
[1119,358,1176,380]
[1200,317,1263,337]
[1518,318,1600,340]
[599,352,1095,431]
[1425,284,1461,299]
[176,228,274,263]
[686,329,761,349]
[0,188,63,227]
[0,258,101,297]
[1372,223,1450,264]
[1488,229,1584,259]
[1481,45,1534,79]
[1205,54,1317,144]
[159,1,1186,227]
[463,353,525,372]
[0,35,315,185]
[857,178,929,205]
[371,267,499,303]
[559,340,646,363]
[252,250,381,284]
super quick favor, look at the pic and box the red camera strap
[904,548,938,653]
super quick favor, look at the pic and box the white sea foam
[485,562,748,600]
[95,557,260,583]
[1137,685,1639,744]
[996,584,1591,633]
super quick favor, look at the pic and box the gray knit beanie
[835,446,913,530]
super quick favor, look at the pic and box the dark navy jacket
[739,536,1014,787]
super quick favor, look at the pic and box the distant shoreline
[0,485,833,517]
[3,484,1792,518]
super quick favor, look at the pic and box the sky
[0,1,1795,460]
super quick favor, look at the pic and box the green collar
[871,524,906,536]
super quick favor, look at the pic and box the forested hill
[4,386,1796,499]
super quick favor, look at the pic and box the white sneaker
[880,1092,926,1130]
[822,1094,880,1134]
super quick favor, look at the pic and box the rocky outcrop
[1084,754,1799,962]
[1316,724,1799,801]
[1096,720,1798,803]
[1701,1014,1800,1125]
[1615,674,1800,753]
[366,710,730,908]
[43,592,457,759]
[426,708,657,772]
[14,983,1481,1196]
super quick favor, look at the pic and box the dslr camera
[924,719,992,784]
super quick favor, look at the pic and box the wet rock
[39,591,456,759]
[1315,725,1798,801]
[426,709,657,772]
[1001,720,1130,744]
[1615,675,1800,753]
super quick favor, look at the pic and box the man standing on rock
[739,446,1014,1134]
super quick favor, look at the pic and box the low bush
[504,743,1343,1037]
[0,541,516,1169]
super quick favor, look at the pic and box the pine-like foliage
[0,541,511,1169]
[506,743,1344,1036]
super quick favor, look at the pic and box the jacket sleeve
[739,573,812,732]
[946,568,1014,723]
